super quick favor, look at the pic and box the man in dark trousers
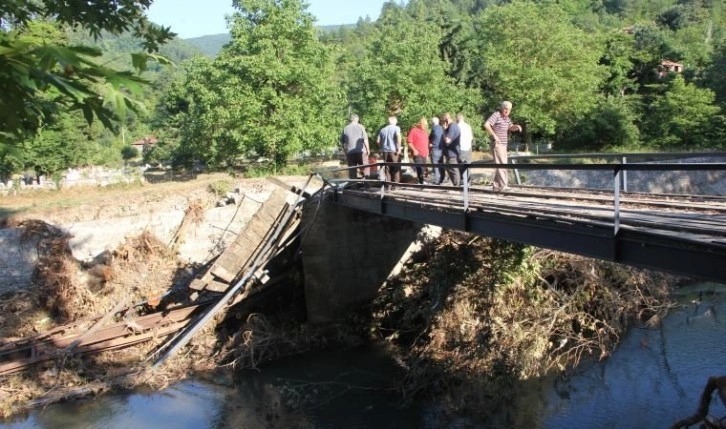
[429,116,445,185]
[442,112,461,186]
[340,114,369,179]
[377,116,402,183]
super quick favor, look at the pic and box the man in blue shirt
[429,116,445,185]
[443,112,461,186]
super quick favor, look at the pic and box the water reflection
[4,382,228,429]
[543,283,726,429]
[226,346,425,428]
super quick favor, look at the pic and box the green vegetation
[3,0,726,181]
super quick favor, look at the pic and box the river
[2,283,724,429]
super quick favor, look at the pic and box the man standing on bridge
[429,116,445,185]
[340,114,370,180]
[457,112,474,185]
[406,117,429,184]
[484,101,522,191]
[443,112,461,186]
[378,116,403,184]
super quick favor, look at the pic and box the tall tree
[600,31,640,97]
[474,1,608,137]
[346,4,480,134]
[172,0,343,168]
[705,40,726,107]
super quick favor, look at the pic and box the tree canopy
[475,1,608,136]
[4,0,726,179]
[0,0,174,146]
[155,0,342,169]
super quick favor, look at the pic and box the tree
[642,74,723,148]
[557,97,641,151]
[600,31,639,97]
[121,145,140,162]
[0,0,174,146]
[345,5,480,134]
[474,1,608,137]
[705,41,726,107]
[169,0,343,169]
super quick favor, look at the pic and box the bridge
[315,152,726,285]
[3,153,724,375]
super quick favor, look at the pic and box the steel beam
[332,191,726,283]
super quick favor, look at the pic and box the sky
[146,0,392,39]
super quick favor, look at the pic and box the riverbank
[3,284,721,429]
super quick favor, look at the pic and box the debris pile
[368,231,678,421]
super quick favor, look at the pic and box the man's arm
[446,124,461,143]
[406,130,419,157]
[484,121,499,144]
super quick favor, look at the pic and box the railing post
[463,167,469,212]
[621,156,628,193]
[512,158,522,185]
[613,166,621,236]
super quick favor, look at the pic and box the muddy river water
[2,283,724,429]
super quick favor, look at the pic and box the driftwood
[671,376,726,429]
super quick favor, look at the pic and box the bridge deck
[331,182,726,282]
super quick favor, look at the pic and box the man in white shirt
[457,113,474,184]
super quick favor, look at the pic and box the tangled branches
[368,231,679,418]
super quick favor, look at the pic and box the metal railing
[317,152,726,237]
[509,151,726,192]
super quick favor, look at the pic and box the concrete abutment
[300,194,423,324]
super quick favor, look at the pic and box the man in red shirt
[406,117,430,184]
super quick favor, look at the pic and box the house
[659,60,684,77]
[131,136,158,153]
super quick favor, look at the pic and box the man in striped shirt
[484,101,522,191]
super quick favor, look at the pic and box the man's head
[442,112,452,124]
[500,101,512,117]
[350,114,359,123]
[388,116,397,125]
[432,116,440,125]
[456,113,465,123]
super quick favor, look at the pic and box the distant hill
[184,33,231,58]
[184,24,354,58]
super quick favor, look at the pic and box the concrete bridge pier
[301,193,423,324]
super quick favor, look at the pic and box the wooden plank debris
[189,187,291,292]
